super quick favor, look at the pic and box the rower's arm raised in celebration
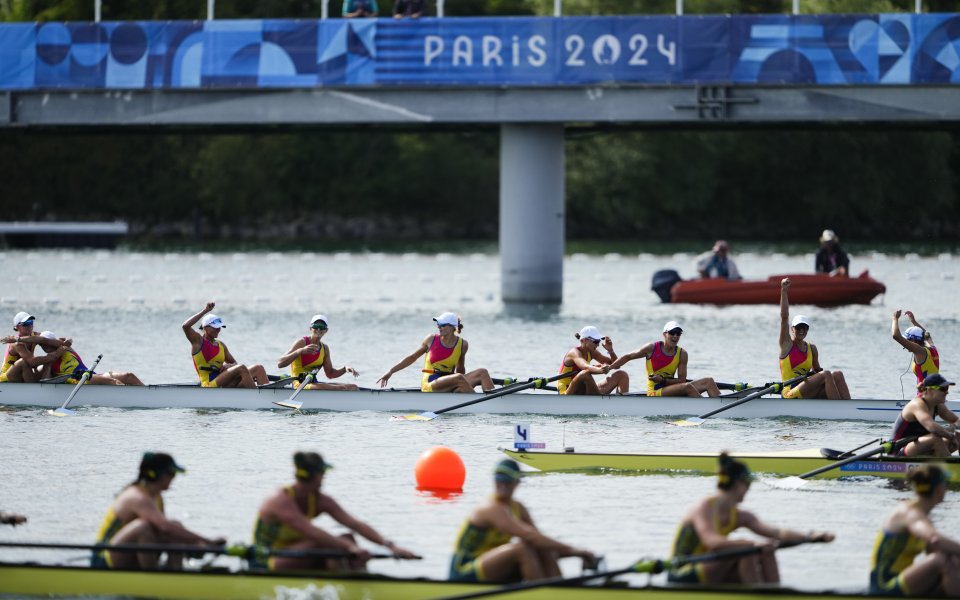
[778,279,793,357]
[376,336,431,387]
[322,496,416,558]
[892,310,928,363]
[906,311,934,345]
[182,302,215,353]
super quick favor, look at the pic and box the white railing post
[207,0,214,20]
[554,0,561,17]
[94,0,101,21]
[915,0,921,13]
[676,0,683,15]
[321,0,329,20]
[438,0,444,17]
[792,0,799,15]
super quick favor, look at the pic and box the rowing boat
[0,381,944,421]
[502,448,960,481]
[652,270,885,306]
[0,561,901,600]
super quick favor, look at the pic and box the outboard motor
[651,269,682,303]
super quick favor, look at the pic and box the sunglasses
[19,320,34,327]
[793,325,809,331]
[929,386,951,394]
[311,323,328,330]
[667,330,682,336]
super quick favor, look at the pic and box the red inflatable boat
[652,270,886,306]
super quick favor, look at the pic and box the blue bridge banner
[0,14,958,90]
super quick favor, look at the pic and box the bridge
[2,14,959,301]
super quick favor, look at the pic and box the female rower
[182,302,268,388]
[892,310,939,386]
[557,325,626,395]
[449,459,596,583]
[0,311,69,382]
[892,374,959,457]
[91,452,225,570]
[376,312,494,393]
[778,278,850,399]
[252,451,415,571]
[668,453,833,585]
[277,315,359,391]
[870,464,960,596]
[609,321,720,398]
[37,332,143,385]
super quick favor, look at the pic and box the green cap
[494,459,522,483]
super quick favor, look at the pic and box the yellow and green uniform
[90,486,164,568]
[912,346,940,386]
[449,499,522,582]
[251,486,320,570]
[421,335,462,392]
[557,349,591,395]
[0,344,17,382]
[192,338,227,388]
[869,528,926,596]
[291,337,325,388]
[646,342,681,397]
[50,349,89,384]
[667,499,738,583]
[779,342,813,399]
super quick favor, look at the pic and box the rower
[870,464,960,596]
[892,310,939,386]
[182,302,268,388]
[91,452,225,570]
[449,459,596,583]
[277,315,359,391]
[778,278,850,399]
[37,331,143,385]
[0,311,70,382]
[0,511,26,526]
[892,374,959,457]
[251,451,415,571]
[609,321,720,398]
[376,312,494,393]
[668,452,833,585]
[557,325,626,395]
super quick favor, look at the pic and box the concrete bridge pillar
[499,124,565,303]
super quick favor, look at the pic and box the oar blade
[272,400,303,410]
[47,407,77,417]
[669,416,705,427]
[391,411,438,422]
[763,475,808,490]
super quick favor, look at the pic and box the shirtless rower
[35,331,142,385]
[182,303,268,388]
[277,315,359,391]
[252,451,416,571]
[891,374,959,457]
[0,311,69,382]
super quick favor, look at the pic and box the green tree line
[0,1,957,244]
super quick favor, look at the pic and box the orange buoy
[415,446,466,491]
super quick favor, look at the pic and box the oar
[273,369,319,409]
[47,354,103,417]
[392,373,572,422]
[434,538,823,600]
[0,540,420,560]
[670,372,811,427]
[769,436,921,490]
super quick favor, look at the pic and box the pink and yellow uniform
[49,349,89,384]
[779,342,813,398]
[646,341,681,396]
[0,344,18,382]
[291,337,325,389]
[192,338,227,388]
[557,349,592,395]
[420,335,462,392]
[912,346,940,386]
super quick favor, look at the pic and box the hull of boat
[503,448,960,480]
[0,382,945,421]
[670,273,885,306]
[0,383,944,423]
[0,562,895,600]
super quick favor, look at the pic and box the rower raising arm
[182,303,268,389]
[892,310,939,385]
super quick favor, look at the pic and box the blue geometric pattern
[0,14,958,90]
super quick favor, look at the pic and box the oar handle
[693,372,810,420]
[432,373,571,416]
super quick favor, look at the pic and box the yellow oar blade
[390,412,437,422]
[669,417,705,427]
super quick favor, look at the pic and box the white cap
[38,331,58,341]
[791,315,811,327]
[904,326,924,342]
[310,314,329,327]
[662,321,683,333]
[12,311,34,329]
[578,325,603,341]
[820,229,837,243]
[433,312,459,327]
[200,314,225,329]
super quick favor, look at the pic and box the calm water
[1,249,959,592]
